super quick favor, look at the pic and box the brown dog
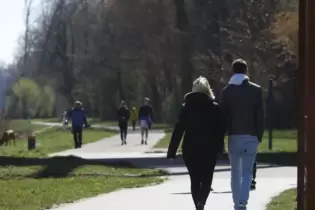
[0,130,16,146]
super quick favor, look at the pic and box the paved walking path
[32,121,144,132]
[51,166,296,210]
[39,122,297,210]
[50,131,165,157]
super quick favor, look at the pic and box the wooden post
[267,78,274,150]
[303,0,315,209]
[27,134,36,150]
[297,0,306,209]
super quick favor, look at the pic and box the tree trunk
[174,0,194,97]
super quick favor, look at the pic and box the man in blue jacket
[67,101,88,148]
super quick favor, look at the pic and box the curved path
[51,167,296,210]
[35,121,297,210]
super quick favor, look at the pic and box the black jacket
[138,105,154,121]
[117,106,130,123]
[219,79,264,142]
[167,92,226,159]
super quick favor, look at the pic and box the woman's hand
[166,154,176,160]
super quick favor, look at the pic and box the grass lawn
[32,117,96,123]
[267,188,296,210]
[0,157,165,210]
[0,127,116,157]
[154,130,297,153]
[0,121,165,210]
[7,120,48,134]
[30,117,61,122]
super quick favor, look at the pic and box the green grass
[267,188,296,210]
[0,120,165,210]
[154,130,297,153]
[154,132,172,149]
[6,120,48,134]
[31,118,61,122]
[0,157,165,210]
[0,127,116,157]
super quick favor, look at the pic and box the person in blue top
[67,101,88,148]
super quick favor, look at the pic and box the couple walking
[167,59,264,210]
[117,98,154,145]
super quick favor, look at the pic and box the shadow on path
[212,191,232,194]
[172,190,232,195]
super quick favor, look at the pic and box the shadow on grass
[0,152,296,179]
[0,156,156,179]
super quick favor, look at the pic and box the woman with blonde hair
[167,76,226,210]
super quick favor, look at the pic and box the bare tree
[23,0,33,66]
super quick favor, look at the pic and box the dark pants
[72,126,82,148]
[183,153,217,208]
[119,122,128,141]
[132,120,136,131]
[253,160,257,181]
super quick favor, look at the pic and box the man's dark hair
[232,59,248,74]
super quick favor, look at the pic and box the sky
[0,0,40,65]
[0,1,25,64]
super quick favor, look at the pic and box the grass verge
[0,127,116,157]
[7,120,48,134]
[0,120,165,210]
[267,188,296,210]
[154,130,298,165]
[32,117,96,124]
[0,156,165,210]
[154,130,297,153]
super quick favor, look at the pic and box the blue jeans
[228,135,258,209]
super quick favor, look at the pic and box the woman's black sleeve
[167,104,186,158]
